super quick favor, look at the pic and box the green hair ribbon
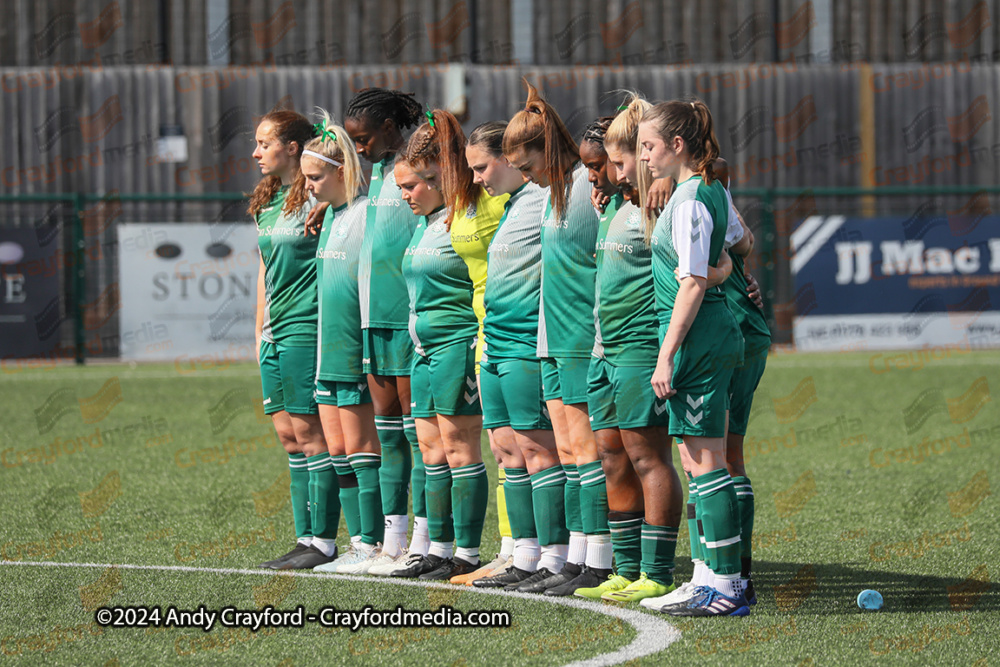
[425,108,435,127]
[313,121,336,143]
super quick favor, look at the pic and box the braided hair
[581,116,616,154]
[345,88,424,132]
[406,109,479,225]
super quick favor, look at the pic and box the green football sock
[404,417,426,519]
[424,464,455,544]
[374,415,410,516]
[640,521,678,587]
[348,452,384,546]
[307,454,339,540]
[562,464,582,533]
[288,453,312,540]
[695,468,742,576]
[686,474,704,563]
[502,468,536,539]
[530,466,569,547]
[578,460,609,535]
[607,511,643,580]
[332,455,361,538]
[451,462,489,549]
[733,475,755,576]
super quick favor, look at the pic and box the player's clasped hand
[304,202,329,235]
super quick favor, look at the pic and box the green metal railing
[0,193,244,365]
[4,186,999,362]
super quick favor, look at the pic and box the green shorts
[315,377,372,407]
[362,327,414,376]
[410,336,482,418]
[607,361,670,430]
[540,356,590,405]
[727,338,769,436]
[659,304,743,438]
[541,357,561,402]
[259,341,318,415]
[480,358,552,431]
[586,357,618,431]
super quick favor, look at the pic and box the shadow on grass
[741,560,998,614]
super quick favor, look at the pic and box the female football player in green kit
[384,111,491,580]
[710,157,769,607]
[498,81,600,594]
[571,112,645,600]
[470,125,555,593]
[340,89,424,572]
[293,110,381,574]
[640,99,754,617]
[401,112,512,583]
[457,121,535,586]
[250,110,326,570]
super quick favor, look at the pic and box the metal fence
[3,185,999,362]
[0,193,244,364]
[5,0,1000,67]
[3,61,999,202]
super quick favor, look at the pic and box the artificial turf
[1,350,997,665]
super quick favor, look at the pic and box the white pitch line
[1,560,681,666]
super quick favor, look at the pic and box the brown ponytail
[502,80,579,219]
[405,109,479,224]
[642,98,720,186]
[247,110,316,218]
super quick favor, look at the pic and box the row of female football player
[249,82,770,617]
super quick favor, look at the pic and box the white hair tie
[302,149,343,167]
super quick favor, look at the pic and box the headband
[302,149,343,167]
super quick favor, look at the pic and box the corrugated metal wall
[3,62,997,198]
[5,0,1000,67]
[4,61,999,350]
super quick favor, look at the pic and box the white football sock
[382,514,409,557]
[428,541,454,559]
[512,538,540,572]
[455,546,479,563]
[410,516,430,556]
[585,533,613,570]
[499,536,515,560]
[567,531,587,565]
[538,543,568,573]
[310,536,336,557]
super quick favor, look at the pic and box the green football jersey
[358,155,420,330]
[316,198,368,381]
[256,186,318,345]
[722,187,771,345]
[482,182,549,363]
[650,175,730,324]
[591,192,623,360]
[537,164,600,359]
[597,199,661,366]
[726,251,772,344]
[402,208,478,357]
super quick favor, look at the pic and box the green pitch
[1,350,998,665]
